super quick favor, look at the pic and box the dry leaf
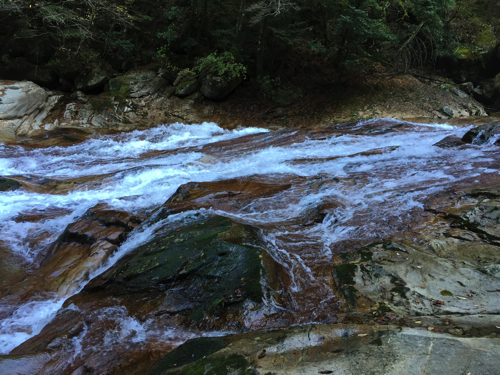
[357,334,368,337]
[415,298,421,303]
[258,349,266,359]
[428,327,434,331]
[415,321,422,324]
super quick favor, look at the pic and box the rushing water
[0,119,499,370]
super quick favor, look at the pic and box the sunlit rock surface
[0,118,499,374]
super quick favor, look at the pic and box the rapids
[0,119,499,373]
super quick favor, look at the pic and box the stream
[0,118,499,374]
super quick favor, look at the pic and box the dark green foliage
[194,52,246,79]
[1,0,497,93]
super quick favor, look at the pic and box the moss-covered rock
[80,215,264,325]
[0,177,21,192]
[175,80,200,98]
[108,70,168,99]
[149,337,226,375]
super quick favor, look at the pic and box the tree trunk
[256,17,268,78]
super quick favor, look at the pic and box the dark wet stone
[75,215,265,326]
[433,135,466,148]
[461,121,500,144]
[0,177,21,192]
[149,337,226,375]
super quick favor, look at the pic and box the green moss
[358,250,373,262]
[88,95,114,113]
[189,307,205,322]
[376,302,392,315]
[333,264,358,306]
[109,77,131,98]
[149,337,226,375]
[390,277,408,299]
[90,215,264,323]
[177,80,192,90]
[334,263,357,285]
[0,177,21,192]
[181,354,252,375]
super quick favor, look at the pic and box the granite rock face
[0,81,61,140]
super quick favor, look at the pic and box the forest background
[1,0,499,107]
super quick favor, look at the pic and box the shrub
[194,52,246,79]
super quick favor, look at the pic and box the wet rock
[38,203,144,266]
[2,204,146,302]
[461,121,500,144]
[330,188,500,319]
[0,177,21,192]
[174,80,200,98]
[161,177,292,215]
[150,337,226,375]
[200,74,241,100]
[70,215,265,329]
[433,135,466,148]
[149,324,500,375]
[74,67,109,93]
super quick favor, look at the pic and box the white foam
[1,119,498,353]
[0,299,64,354]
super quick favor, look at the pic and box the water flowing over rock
[1,118,500,374]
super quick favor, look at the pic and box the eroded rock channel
[0,119,499,374]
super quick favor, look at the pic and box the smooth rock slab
[0,81,48,120]
[149,324,500,375]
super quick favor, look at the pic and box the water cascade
[1,119,499,374]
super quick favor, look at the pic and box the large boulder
[108,70,168,98]
[461,121,500,144]
[74,67,109,93]
[200,74,241,100]
[0,81,61,140]
[174,79,200,98]
[70,214,265,329]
